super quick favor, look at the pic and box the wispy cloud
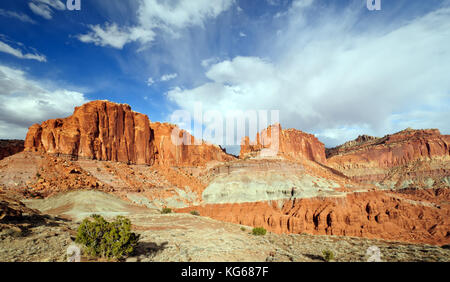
[0,39,46,62]
[160,73,178,82]
[167,3,450,146]
[78,23,155,49]
[77,0,234,49]
[28,0,65,20]
[147,73,178,86]
[0,9,36,24]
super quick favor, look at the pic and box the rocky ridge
[326,128,450,188]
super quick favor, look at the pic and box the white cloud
[0,9,36,24]
[0,40,46,62]
[77,0,234,49]
[34,0,66,10]
[167,5,450,147]
[147,73,178,86]
[78,23,155,49]
[0,64,88,139]
[137,0,233,29]
[28,0,65,20]
[147,77,155,86]
[161,73,178,81]
[292,0,314,9]
[201,57,220,68]
[28,3,53,20]
[239,32,246,37]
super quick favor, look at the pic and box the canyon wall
[25,101,234,167]
[0,140,24,161]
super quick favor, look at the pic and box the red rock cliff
[327,129,449,167]
[151,122,235,167]
[25,101,235,166]
[326,128,450,185]
[25,101,155,165]
[178,188,450,245]
[240,124,326,163]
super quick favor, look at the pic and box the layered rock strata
[326,129,450,188]
[25,101,234,167]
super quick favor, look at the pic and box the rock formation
[326,128,450,187]
[240,124,326,163]
[17,107,450,246]
[178,188,450,245]
[24,101,234,167]
[0,140,24,161]
[325,135,377,158]
[25,101,155,165]
[327,129,449,163]
[151,122,234,167]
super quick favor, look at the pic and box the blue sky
[0,0,449,153]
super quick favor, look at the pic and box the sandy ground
[1,191,448,262]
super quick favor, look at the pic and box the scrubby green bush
[190,210,200,216]
[76,214,140,260]
[322,249,334,262]
[252,227,267,236]
[240,227,246,232]
[161,208,172,214]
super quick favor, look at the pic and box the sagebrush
[252,227,267,236]
[161,208,172,214]
[76,214,140,260]
[190,210,200,216]
[322,249,334,262]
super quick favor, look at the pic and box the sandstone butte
[24,100,234,167]
[240,123,326,163]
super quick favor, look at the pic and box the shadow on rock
[303,253,326,262]
[132,241,168,260]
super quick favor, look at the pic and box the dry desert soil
[1,190,449,262]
